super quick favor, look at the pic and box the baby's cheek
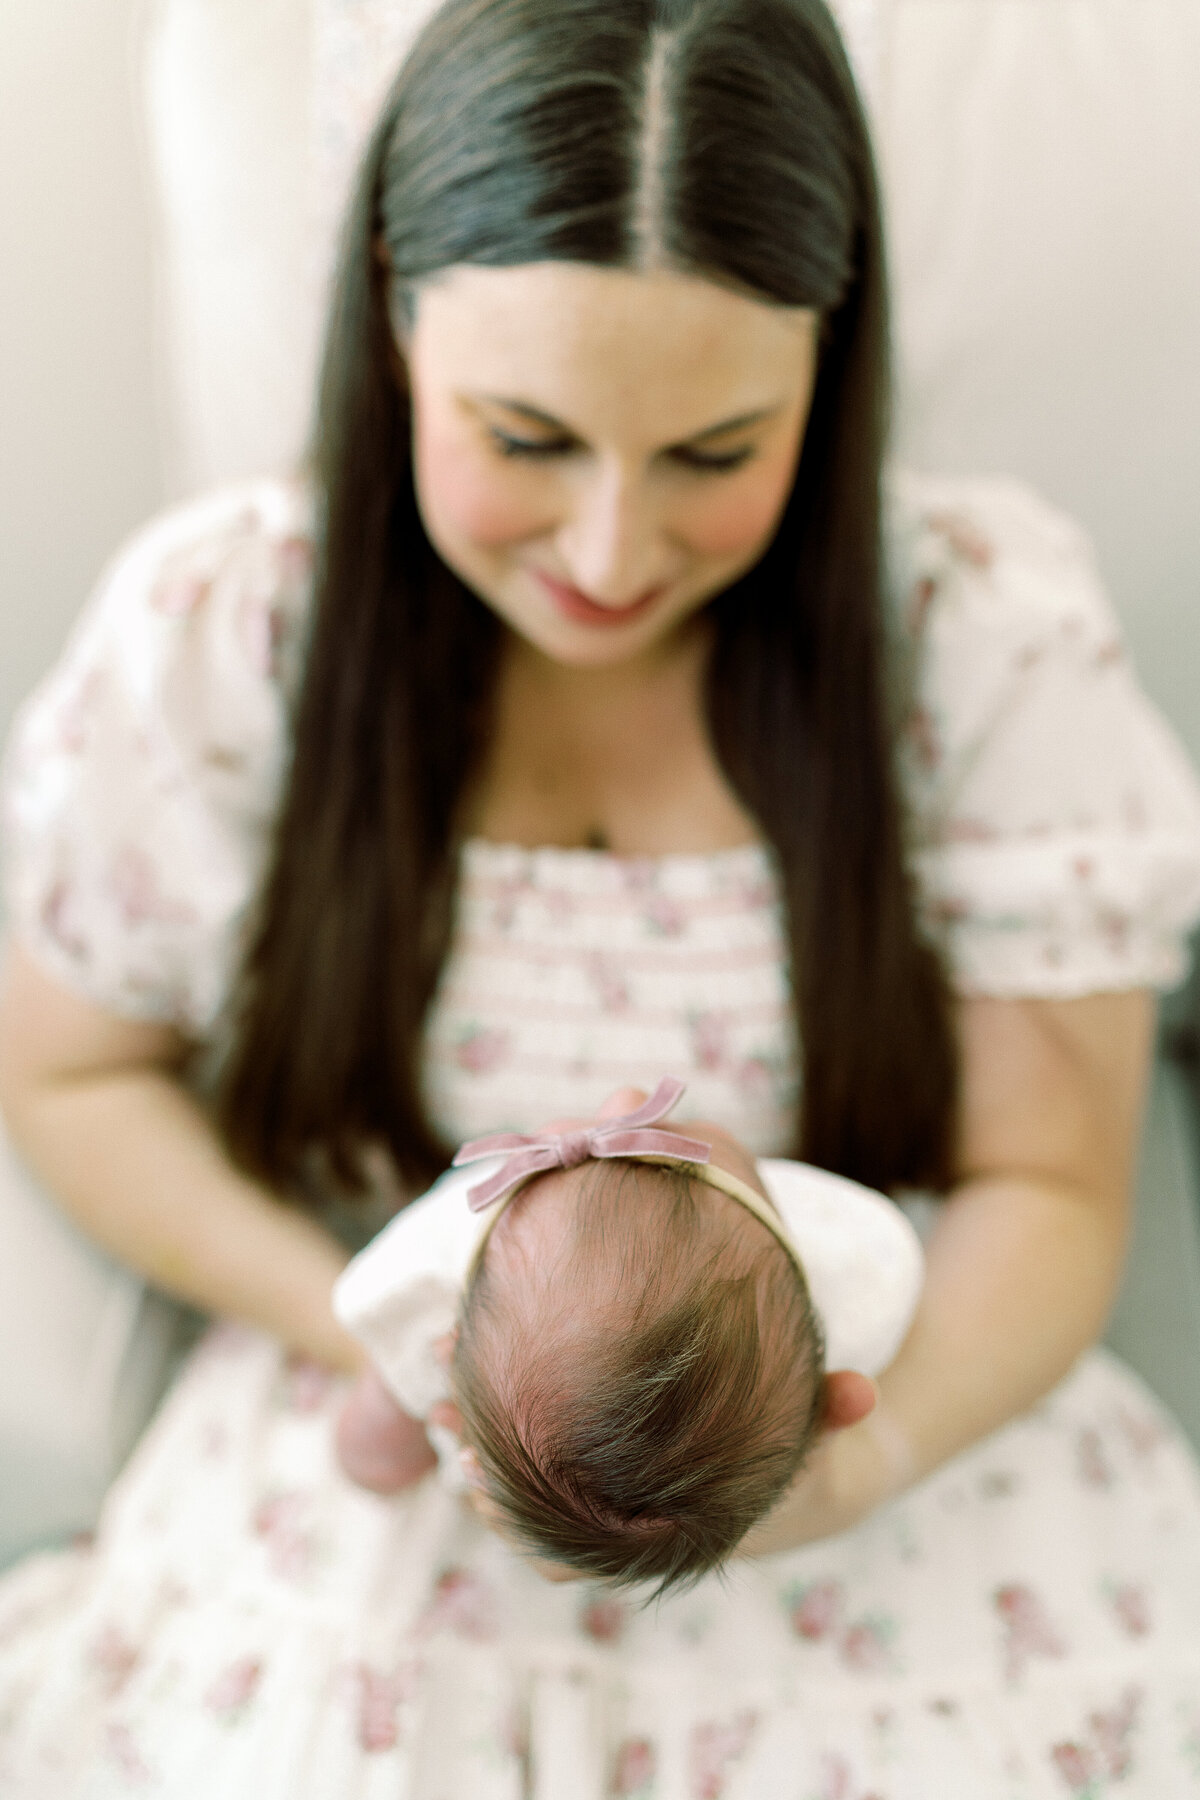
[679,459,797,558]
[415,425,549,548]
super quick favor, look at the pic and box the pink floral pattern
[1103,1581,1151,1641]
[1114,1404,1168,1461]
[344,1661,418,1753]
[415,1567,497,1643]
[452,1026,512,1078]
[580,1595,628,1644]
[205,1657,263,1723]
[1049,1687,1142,1794]
[688,1709,759,1798]
[251,1489,320,1582]
[994,1584,1068,1684]
[103,1722,155,1785]
[1076,1428,1116,1490]
[784,1581,900,1674]
[86,1624,140,1700]
[812,1753,888,1800]
[925,506,997,569]
[611,1736,657,1797]
[788,1579,843,1641]
[588,953,632,1013]
[0,1329,1198,1794]
[277,1353,337,1415]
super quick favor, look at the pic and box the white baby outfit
[335,1156,925,1432]
[3,473,1200,1796]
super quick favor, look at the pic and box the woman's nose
[556,465,664,606]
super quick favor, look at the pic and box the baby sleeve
[889,471,1200,997]
[760,1160,924,1375]
[1,480,314,1033]
[333,1163,493,1417]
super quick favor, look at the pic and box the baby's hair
[453,1161,825,1597]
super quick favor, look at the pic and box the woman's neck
[464,622,760,857]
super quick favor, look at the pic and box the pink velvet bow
[452,1076,712,1213]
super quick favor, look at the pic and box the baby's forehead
[480,1158,758,1287]
[482,1165,583,1271]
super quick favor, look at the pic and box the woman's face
[404,262,819,668]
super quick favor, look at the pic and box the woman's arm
[0,945,365,1374]
[743,986,1155,1554]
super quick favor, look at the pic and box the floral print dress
[2,472,1200,1797]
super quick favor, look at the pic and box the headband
[452,1077,808,1278]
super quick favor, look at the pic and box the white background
[0,0,164,745]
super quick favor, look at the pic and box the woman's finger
[594,1086,650,1120]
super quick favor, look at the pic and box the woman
[2,0,1200,1790]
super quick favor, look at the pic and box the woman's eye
[487,429,574,460]
[485,429,755,472]
[672,445,757,474]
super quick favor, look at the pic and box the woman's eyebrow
[473,395,784,444]
[475,397,570,431]
[686,404,782,443]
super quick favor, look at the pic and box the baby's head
[452,1121,824,1596]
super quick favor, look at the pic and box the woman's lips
[532,569,666,626]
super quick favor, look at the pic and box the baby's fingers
[335,1370,437,1493]
[428,1397,464,1438]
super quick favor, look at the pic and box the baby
[334,1080,922,1594]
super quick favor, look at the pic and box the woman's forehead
[407,261,818,441]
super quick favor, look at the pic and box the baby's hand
[335,1368,438,1493]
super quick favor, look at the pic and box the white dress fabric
[3,473,1200,1795]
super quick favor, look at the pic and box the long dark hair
[219,0,958,1196]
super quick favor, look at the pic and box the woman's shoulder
[8,474,318,816]
[1,476,318,1030]
[67,475,317,701]
[883,468,1200,997]
[884,468,1117,656]
[882,466,1145,777]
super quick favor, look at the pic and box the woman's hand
[740,1368,887,1557]
[750,991,1154,1555]
[850,992,1152,1512]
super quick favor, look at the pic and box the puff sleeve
[1,480,315,1033]
[889,472,1200,997]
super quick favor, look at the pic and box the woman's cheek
[677,458,797,558]
[415,427,551,549]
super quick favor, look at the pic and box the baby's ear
[820,1370,877,1433]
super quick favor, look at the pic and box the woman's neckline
[461,834,770,868]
